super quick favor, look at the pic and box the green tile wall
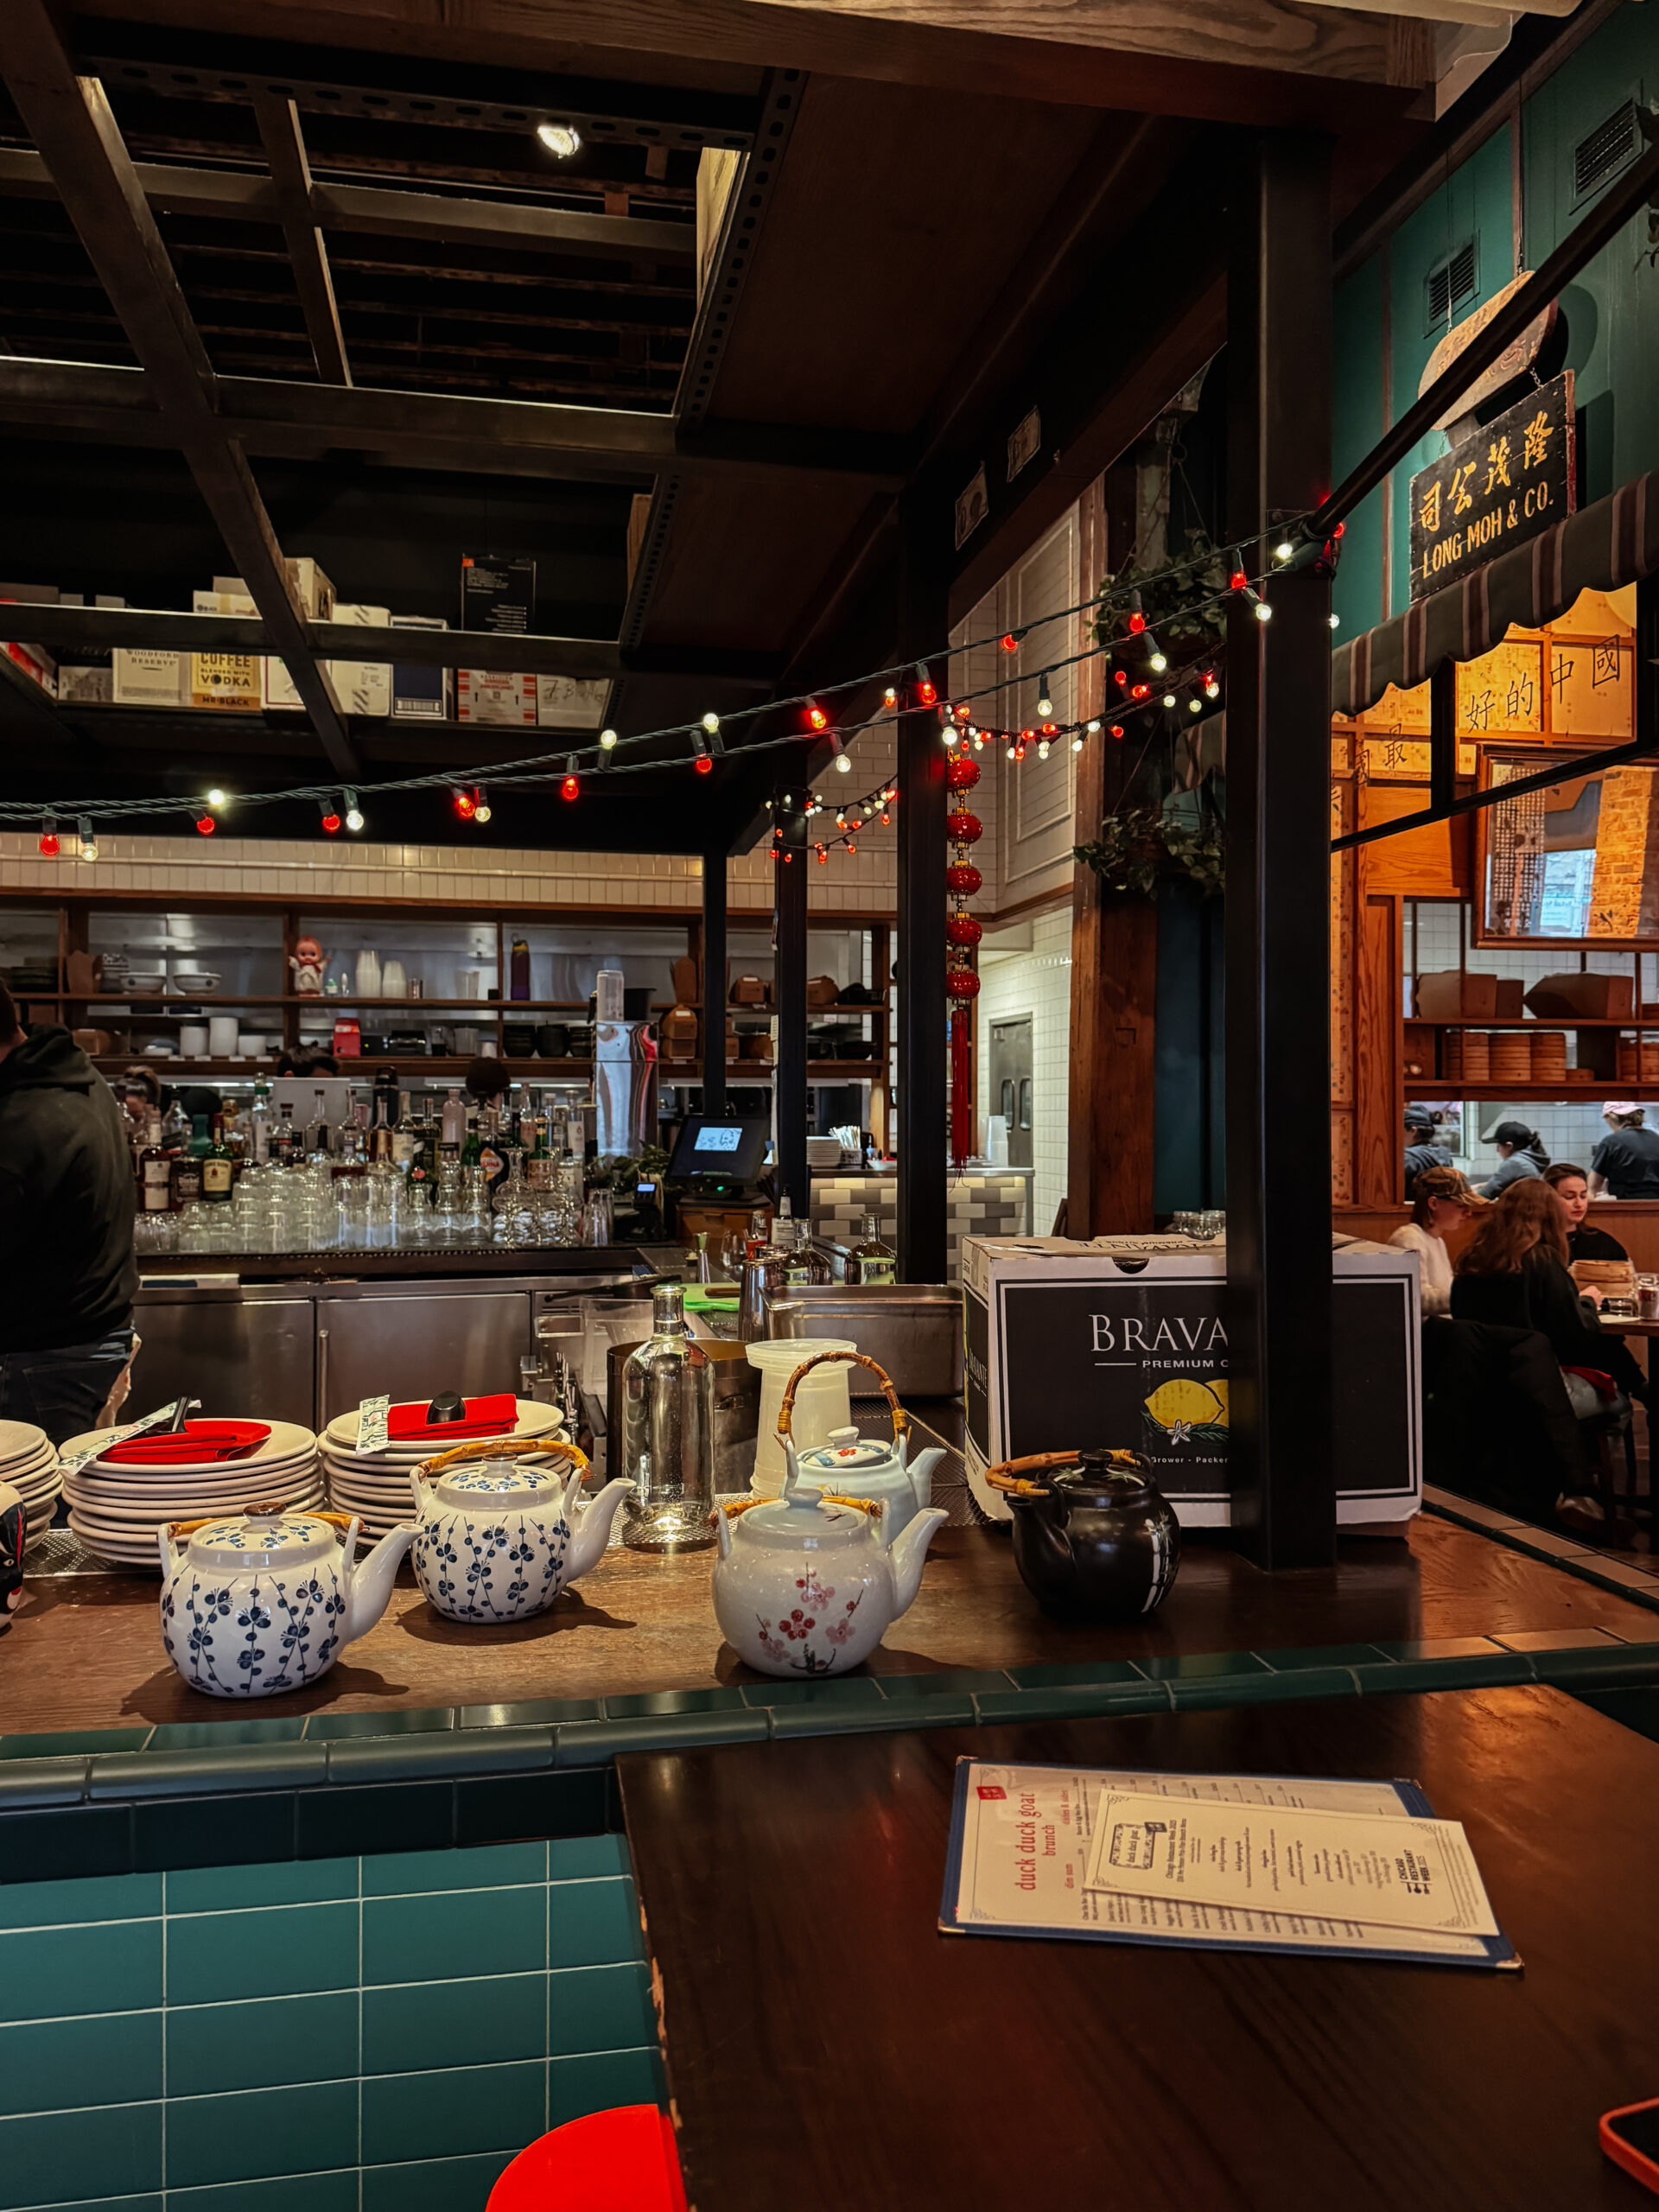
[0,1835,658,2212]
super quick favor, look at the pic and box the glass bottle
[368,1086,395,1164]
[170,1144,204,1211]
[336,1096,365,1164]
[848,1209,896,1286]
[249,1080,271,1167]
[162,1097,190,1151]
[271,1099,299,1168]
[306,1087,331,1159]
[491,1150,533,1244]
[391,1090,417,1172]
[138,1114,172,1213]
[201,1115,235,1204]
[441,1085,466,1150]
[461,1106,482,1170]
[620,1282,715,1551]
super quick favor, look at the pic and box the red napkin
[101,1420,272,1466]
[385,1393,518,1441]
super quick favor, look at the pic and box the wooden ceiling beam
[0,0,359,779]
[0,358,910,486]
[251,92,350,385]
[0,146,696,260]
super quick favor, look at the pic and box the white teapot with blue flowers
[410,1438,630,1624]
[159,1506,413,1698]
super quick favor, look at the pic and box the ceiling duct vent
[1574,99,1639,200]
[1425,238,1478,333]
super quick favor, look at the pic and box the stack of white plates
[60,1418,322,1568]
[0,1421,62,1551]
[321,1399,568,1539]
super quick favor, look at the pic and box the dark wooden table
[622,1686,1659,2211]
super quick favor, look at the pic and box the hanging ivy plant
[1074,809,1225,898]
[1091,530,1232,657]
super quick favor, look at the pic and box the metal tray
[765,1284,963,1398]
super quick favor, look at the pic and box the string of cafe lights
[2,525,1339,857]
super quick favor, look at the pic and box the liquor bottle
[138,1115,173,1213]
[441,1086,466,1150]
[391,1090,417,1172]
[620,1283,715,1552]
[336,1100,366,1166]
[170,1143,204,1210]
[271,1100,299,1168]
[249,1081,271,1167]
[162,1098,189,1151]
[201,1116,235,1203]
[479,1105,507,1194]
[847,1210,896,1286]
[461,1107,482,1169]
[368,1086,395,1164]
[306,1087,331,1159]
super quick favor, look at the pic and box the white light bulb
[1274,539,1295,563]
[1328,612,1341,630]
[346,805,365,831]
[536,123,582,158]
[1189,699,1203,715]
[1007,743,1017,760]
[1162,693,1177,709]
[1037,740,1051,760]
[1148,652,1167,675]
[1254,601,1274,623]
[600,727,618,749]
[701,711,721,734]
[474,801,492,823]
[206,787,227,810]
[1205,681,1221,700]
[1071,734,1084,753]
[1085,719,1101,734]
[835,752,851,772]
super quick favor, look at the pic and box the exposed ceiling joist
[0,147,697,261]
[0,0,363,778]
[0,602,782,683]
[251,92,350,384]
[0,356,910,486]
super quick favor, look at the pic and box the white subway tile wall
[974,903,1072,1236]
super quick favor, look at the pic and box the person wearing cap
[1478,1119,1548,1201]
[1389,1164,1484,1316]
[1402,1106,1452,1199]
[1544,1162,1630,1266]
[1589,1103,1659,1200]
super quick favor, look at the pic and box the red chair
[487,2105,687,2212]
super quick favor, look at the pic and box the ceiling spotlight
[78,815,97,863]
[320,798,341,835]
[473,787,492,825]
[830,733,851,773]
[701,710,721,735]
[536,122,582,158]
[206,787,228,810]
[343,788,365,833]
[600,727,618,750]
[1036,674,1053,719]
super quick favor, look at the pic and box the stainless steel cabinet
[317,1290,531,1425]
[131,1285,316,1427]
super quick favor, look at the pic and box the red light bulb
[817,845,827,864]
[1114,669,1128,689]
[805,701,829,732]
[453,789,476,820]
[1127,611,1146,634]
[39,831,59,858]
[1130,683,1149,701]
[916,678,937,708]
[195,815,216,836]
[561,774,579,801]
[1230,570,1248,593]
[321,810,341,835]
[1110,724,1125,741]
[1000,633,1019,654]
[695,753,714,776]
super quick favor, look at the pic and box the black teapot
[987,1448,1180,1622]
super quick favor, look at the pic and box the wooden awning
[1332,471,1659,716]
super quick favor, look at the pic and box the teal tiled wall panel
[0,1836,660,2212]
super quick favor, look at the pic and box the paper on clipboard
[1083,1788,1501,1939]
[942,1762,1516,1967]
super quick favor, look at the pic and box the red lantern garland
[944,754,982,1169]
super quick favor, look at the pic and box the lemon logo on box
[1142,1377,1229,1452]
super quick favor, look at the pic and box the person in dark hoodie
[0,981,138,1443]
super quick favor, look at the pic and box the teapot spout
[905,1445,946,1513]
[887,1505,948,1616]
[341,1518,413,1644]
[564,1478,632,1583]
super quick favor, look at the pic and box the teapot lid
[425,1455,571,1510]
[180,1512,346,1571]
[1053,1449,1153,1503]
[731,1481,880,1549]
[797,1426,896,1474]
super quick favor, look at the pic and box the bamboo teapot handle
[775,1349,906,1443]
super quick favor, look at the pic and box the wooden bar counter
[6,1511,1658,1736]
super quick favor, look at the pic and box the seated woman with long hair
[1452,1179,1647,1407]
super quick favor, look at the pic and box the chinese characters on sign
[1408,372,1575,602]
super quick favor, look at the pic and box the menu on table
[939,1760,1519,1971]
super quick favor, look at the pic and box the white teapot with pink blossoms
[710,1443,947,1677]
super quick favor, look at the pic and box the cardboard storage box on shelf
[1524,971,1634,1020]
[730,975,769,1005]
[390,614,454,721]
[264,604,391,715]
[961,1236,1421,1530]
[806,976,842,1007]
[55,594,126,704]
[226,562,334,620]
[113,645,188,708]
[660,1004,699,1058]
[70,1028,112,1056]
[457,669,537,724]
[1415,969,1497,1020]
[536,674,612,729]
[190,586,262,711]
[671,955,699,1004]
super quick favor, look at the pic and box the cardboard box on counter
[961,1236,1421,1532]
[457,669,537,724]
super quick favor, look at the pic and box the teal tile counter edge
[3,1609,1659,1883]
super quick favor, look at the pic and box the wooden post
[701,844,728,1116]
[773,811,808,1218]
[1224,132,1337,1571]
[1069,463,1159,1234]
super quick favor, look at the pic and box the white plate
[323,1399,558,1451]
[70,1490,325,1540]
[66,1452,317,1491]
[0,1421,52,1460]
[59,1418,317,1470]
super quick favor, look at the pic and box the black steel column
[773,807,808,1218]
[896,512,949,1281]
[701,842,728,1116]
[1224,132,1336,1571]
